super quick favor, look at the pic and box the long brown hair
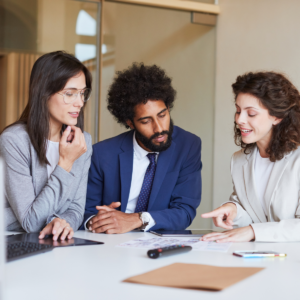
[232,71,300,162]
[2,51,92,164]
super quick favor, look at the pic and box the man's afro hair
[107,62,176,128]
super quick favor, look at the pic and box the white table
[5,231,300,300]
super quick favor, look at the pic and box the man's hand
[201,203,237,229]
[89,208,142,234]
[200,226,255,243]
[39,218,74,241]
[86,202,121,230]
[96,202,121,213]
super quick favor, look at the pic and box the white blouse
[46,140,60,178]
[254,149,274,216]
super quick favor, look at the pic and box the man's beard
[134,119,174,152]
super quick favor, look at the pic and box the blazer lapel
[147,141,176,211]
[243,147,267,223]
[264,152,291,217]
[119,131,134,212]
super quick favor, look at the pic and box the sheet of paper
[192,241,232,252]
[117,237,231,253]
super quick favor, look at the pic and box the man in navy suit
[81,63,202,233]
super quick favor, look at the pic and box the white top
[254,149,274,216]
[46,140,60,178]
[85,132,158,231]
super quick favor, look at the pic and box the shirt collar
[133,131,159,161]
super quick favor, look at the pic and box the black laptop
[6,233,104,262]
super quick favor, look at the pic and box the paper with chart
[117,237,231,253]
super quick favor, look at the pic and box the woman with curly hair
[201,71,300,242]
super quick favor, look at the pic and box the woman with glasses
[0,51,93,241]
[201,71,300,242]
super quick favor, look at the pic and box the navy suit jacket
[80,126,202,230]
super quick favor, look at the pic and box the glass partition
[0,0,216,228]
[101,2,216,229]
[0,0,101,142]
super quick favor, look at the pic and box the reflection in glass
[75,43,97,62]
[0,0,100,142]
[76,10,97,36]
[100,3,215,229]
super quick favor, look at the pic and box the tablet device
[6,233,104,247]
[233,251,287,258]
[150,230,214,237]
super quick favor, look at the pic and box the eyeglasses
[57,88,92,104]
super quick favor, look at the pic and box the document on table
[124,263,264,291]
[117,237,231,253]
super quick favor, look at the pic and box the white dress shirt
[85,132,157,231]
[254,149,274,216]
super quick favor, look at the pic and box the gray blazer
[226,146,300,242]
[0,124,92,232]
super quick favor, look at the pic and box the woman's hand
[39,218,74,241]
[58,125,87,172]
[200,226,255,243]
[201,203,237,229]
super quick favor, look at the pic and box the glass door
[0,0,101,142]
[100,2,216,229]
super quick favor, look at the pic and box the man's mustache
[150,131,169,140]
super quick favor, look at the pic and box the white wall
[213,0,300,208]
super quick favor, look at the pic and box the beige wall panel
[5,53,19,126]
[18,54,25,116]
[213,0,300,211]
[23,54,30,113]
[0,56,8,132]
[0,52,39,130]
[37,0,66,52]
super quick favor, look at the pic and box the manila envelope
[123,263,264,291]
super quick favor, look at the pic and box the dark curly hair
[232,71,300,162]
[107,63,176,128]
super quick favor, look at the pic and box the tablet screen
[6,233,104,247]
[150,230,213,237]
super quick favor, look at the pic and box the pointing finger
[201,208,223,219]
